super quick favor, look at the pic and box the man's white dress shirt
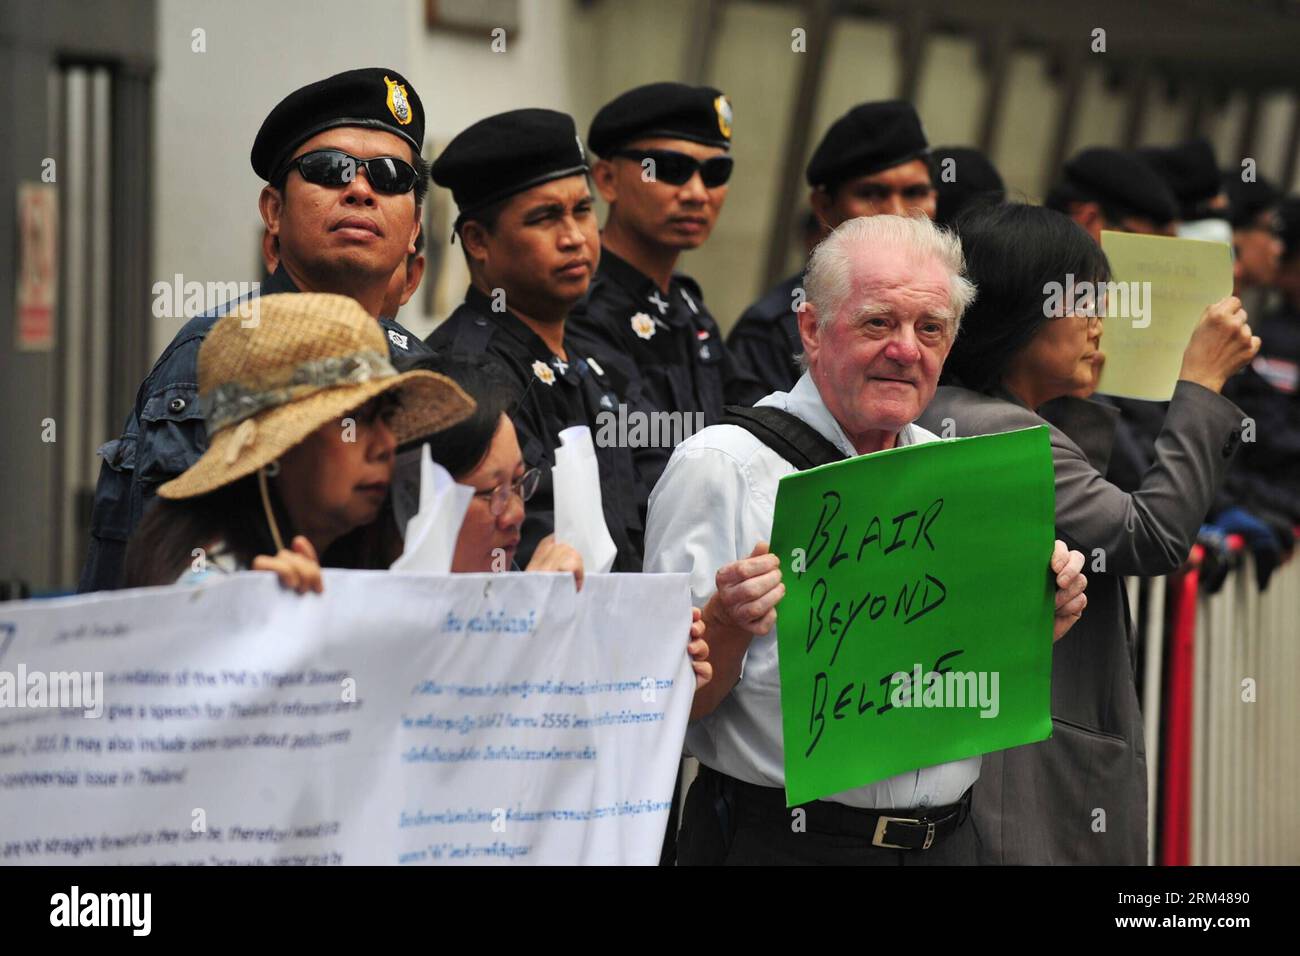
[644,373,980,810]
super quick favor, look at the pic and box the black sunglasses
[278,148,419,195]
[610,148,734,188]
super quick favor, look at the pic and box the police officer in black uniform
[567,82,766,492]
[728,100,938,395]
[78,67,435,593]
[424,109,649,571]
[1044,146,1179,241]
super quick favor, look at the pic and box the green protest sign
[770,426,1056,806]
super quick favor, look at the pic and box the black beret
[432,108,588,218]
[588,82,732,156]
[1221,171,1281,229]
[1050,147,1178,225]
[251,67,424,181]
[805,100,929,189]
[1137,139,1221,219]
[932,146,1005,226]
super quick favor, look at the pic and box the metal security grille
[54,63,115,589]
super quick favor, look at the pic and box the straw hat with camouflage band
[158,293,474,502]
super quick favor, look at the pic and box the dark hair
[410,151,431,207]
[454,195,509,265]
[394,355,518,479]
[123,475,293,587]
[457,195,508,239]
[943,202,1110,393]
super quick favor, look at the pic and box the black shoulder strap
[720,404,847,471]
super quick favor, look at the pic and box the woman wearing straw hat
[123,293,474,591]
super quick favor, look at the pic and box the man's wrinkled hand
[1050,539,1087,641]
[704,541,784,636]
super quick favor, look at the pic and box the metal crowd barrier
[1140,538,1300,866]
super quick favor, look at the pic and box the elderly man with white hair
[645,214,1089,865]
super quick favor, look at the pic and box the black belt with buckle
[705,766,970,851]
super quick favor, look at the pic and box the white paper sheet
[551,426,618,574]
[390,445,473,574]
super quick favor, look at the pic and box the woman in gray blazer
[918,203,1259,864]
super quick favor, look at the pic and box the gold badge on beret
[714,95,733,140]
[385,75,413,126]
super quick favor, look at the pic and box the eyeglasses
[472,467,540,517]
[278,149,419,194]
[1062,306,1105,331]
[610,148,734,188]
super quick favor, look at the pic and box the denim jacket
[77,265,430,592]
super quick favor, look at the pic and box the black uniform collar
[596,247,681,318]
[462,285,581,384]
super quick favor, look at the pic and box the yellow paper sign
[1096,231,1233,401]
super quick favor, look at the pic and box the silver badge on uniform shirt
[600,393,615,410]
[387,329,409,350]
[648,291,669,315]
[699,344,711,360]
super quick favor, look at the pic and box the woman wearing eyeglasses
[916,202,1259,865]
[414,357,711,692]
[420,360,586,586]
